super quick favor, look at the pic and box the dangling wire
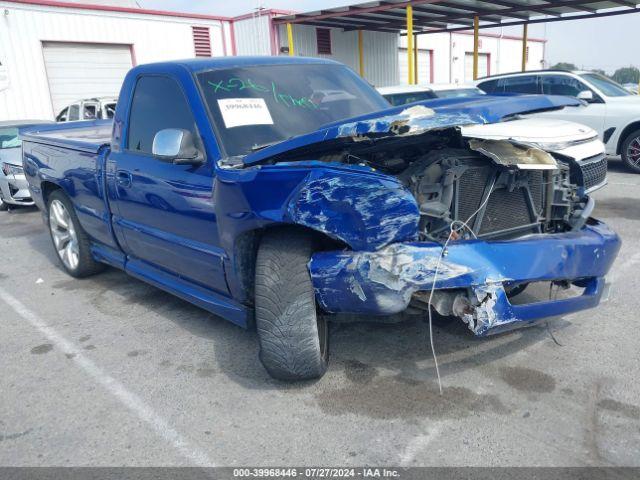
[426,176,496,395]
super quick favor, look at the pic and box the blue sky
[140,0,640,74]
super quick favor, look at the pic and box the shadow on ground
[19,207,569,420]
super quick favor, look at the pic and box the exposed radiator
[455,166,544,239]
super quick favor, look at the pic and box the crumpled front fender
[286,168,420,250]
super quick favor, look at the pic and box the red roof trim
[3,0,232,21]
[232,9,295,22]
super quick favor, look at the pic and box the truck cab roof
[138,56,342,74]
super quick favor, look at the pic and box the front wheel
[621,129,640,173]
[254,229,329,381]
[47,190,105,278]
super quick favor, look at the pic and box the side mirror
[152,128,203,165]
[577,90,594,102]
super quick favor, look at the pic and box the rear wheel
[254,229,329,381]
[621,129,640,173]
[47,190,105,278]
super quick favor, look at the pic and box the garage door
[42,42,132,116]
[398,48,432,85]
[464,52,489,82]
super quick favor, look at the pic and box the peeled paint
[336,107,485,139]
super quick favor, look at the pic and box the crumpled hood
[420,93,581,117]
[241,94,581,166]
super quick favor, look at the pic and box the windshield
[0,127,20,149]
[434,88,485,98]
[580,73,631,97]
[196,64,389,157]
[383,91,436,106]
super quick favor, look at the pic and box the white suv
[378,84,607,192]
[477,70,640,173]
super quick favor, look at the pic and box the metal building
[398,31,546,85]
[229,9,543,88]
[3,0,639,122]
[275,0,640,87]
[0,0,233,120]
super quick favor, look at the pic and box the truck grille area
[480,188,534,236]
[455,165,544,239]
[400,149,578,243]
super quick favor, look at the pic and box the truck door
[107,74,228,295]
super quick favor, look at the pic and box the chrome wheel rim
[49,199,79,270]
[626,136,640,167]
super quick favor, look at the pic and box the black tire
[621,129,640,173]
[47,190,105,278]
[0,198,8,211]
[254,229,329,381]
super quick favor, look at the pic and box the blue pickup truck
[22,57,620,380]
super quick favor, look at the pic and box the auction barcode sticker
[218,98,274,128]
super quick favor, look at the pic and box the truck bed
[20,120,112,153]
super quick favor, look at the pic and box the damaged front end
[248,105,620,335]
[309,221,619,335]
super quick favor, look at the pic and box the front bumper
[0,174,34,206]
[309,220,620,336]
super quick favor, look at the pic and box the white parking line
[607,182,640,187]
[0,286,215,467]
[399,426,441,466]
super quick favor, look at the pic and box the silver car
[0,120,53,210]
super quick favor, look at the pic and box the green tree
[550,62,578,71]
[612,66,640,84]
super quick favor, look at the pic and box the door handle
[116,170,132,187]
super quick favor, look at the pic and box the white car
[477,70,640,173]
[378,83,484,106]
[0,120,53,210]
[377,84,607,192]
[462,117,606,193]
[56,97,117,122]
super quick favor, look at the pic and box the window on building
[127,76,198,155]
[316,28,332,55]
[192,26,212,57]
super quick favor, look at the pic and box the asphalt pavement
[1,158,639,467]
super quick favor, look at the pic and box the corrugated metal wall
[233,15,273,56]
[277,25,399,87]
[0,1,229,120]
[398,33,545,84]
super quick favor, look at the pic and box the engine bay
[305,129,592,242]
